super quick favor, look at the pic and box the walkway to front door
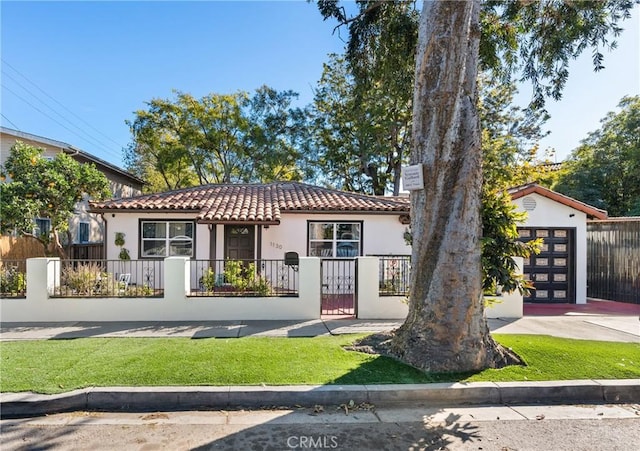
[321,259,357,317]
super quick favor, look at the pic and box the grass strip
[1,334,638,394]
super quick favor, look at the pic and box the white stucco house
[89,182,412,263]
[89,181,606,306]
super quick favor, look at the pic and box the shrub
[223,260,272,295]
[249,275,272,296]
[125,284,155,297]
[62,263,109,295]
[224,260,250,291]
[200,267,217,292]
[0,265,26,294]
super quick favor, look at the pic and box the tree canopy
[0,142,111,258]
[125,86,314,193]
[319,0,636,109]
[311,54,412,195]
[554,95,640,216]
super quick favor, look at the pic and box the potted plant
[114,232,130,260]
[114,232,131,294]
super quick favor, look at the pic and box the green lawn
[1,334,638,394]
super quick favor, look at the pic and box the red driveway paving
[524,298,640,316]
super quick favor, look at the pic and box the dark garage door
[518,227,576,303]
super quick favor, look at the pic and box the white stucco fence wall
[484,257,525,319]
[357,257,409,319]
[0,257,320,322]
[1,256,522,321]
[358,257,524,320]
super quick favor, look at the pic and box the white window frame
[308,221,362,258]
[140,220,194,258]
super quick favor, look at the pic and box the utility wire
[1,71,121,160]
[2,85,127,163]
[0,113,20,130]
[2,59,126,150]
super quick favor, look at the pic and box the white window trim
[308,221,362,258]
[140,220,194,258]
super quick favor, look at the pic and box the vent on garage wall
[522,197,537,211]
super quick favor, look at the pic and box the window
[141,221,194,258]
[33,218,51,237]
[78,222,90,243]
[308,222,361,257]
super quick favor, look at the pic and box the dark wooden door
[225,226,255,260]
[519,227,576,303]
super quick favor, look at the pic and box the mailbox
[284,251,299,266]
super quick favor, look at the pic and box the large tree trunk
[390,0,512,372]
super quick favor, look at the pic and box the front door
[519,227,576,303]
[225,225,255,260]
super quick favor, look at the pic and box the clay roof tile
[89,182,409,223]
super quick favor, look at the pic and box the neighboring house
[510,183,608,305]
[0,127,144,253]
[90,181,607,305]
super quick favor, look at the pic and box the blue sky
[1,1,638,169]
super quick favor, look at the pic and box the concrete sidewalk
[1,315,638,342]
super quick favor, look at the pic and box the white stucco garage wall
[512,193,588,304]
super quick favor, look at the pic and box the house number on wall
[270,241,283,250]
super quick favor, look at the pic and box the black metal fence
[587,219,640,304]
[189,259,299,297]
[375,255,411,296]
[51,259,164,298]
[0,259,27,298]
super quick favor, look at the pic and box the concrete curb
[2,380,639,418]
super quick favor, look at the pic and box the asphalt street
[2,404,639,450]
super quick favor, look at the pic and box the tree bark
[390,0,513,372]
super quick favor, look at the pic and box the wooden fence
[1,236,104,260]
[587,218,640,304]
[0,236,45,260]
[70,243,104,260]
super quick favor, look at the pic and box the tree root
[344,330,524,372]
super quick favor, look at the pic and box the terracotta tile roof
[89,182,409,224]
[509,183,608,220]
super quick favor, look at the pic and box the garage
[510,183,607,304]
[518,227,576,303]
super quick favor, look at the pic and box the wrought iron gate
[321,259,357,316]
